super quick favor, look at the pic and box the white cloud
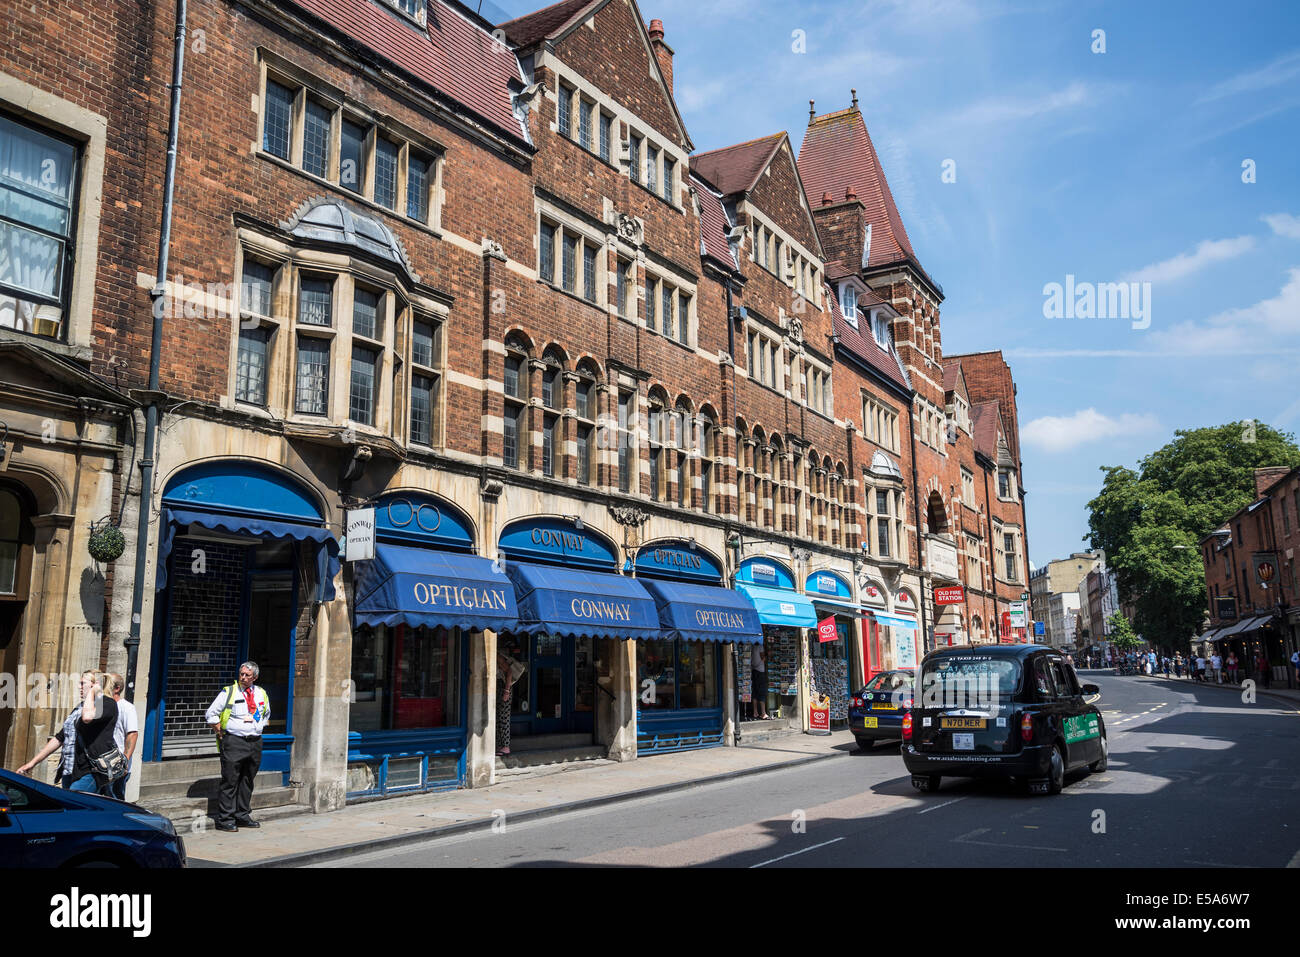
[1120,236,1255,284]
[1264,213,1300,239]
[1022,408,1161,453]
[945,82,1091,128]
[1196,50,1300,104]
[1147,267,1300,356]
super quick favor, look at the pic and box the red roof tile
[692,174,738,271]
[827,285,910,395]
[497,0,597,48]
[798,106,932,284]
[971,400,1003,459]
[288,0,526,143]
[690,133,785,197]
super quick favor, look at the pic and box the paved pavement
[183,728,856,866]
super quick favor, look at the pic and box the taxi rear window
[919,656,1021,708]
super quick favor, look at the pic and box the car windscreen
[919,656,1021,709]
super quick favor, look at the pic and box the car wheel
[911,774,941,793]
[849,737,864,753]
[1089,736,1108,773]
[1047,745,1066,794]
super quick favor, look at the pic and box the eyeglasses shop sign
[344,508,376,562]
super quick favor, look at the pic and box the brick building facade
[2,0,1032,814]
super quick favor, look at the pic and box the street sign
[1009,601,1027,628]
[1034,620,1046,637]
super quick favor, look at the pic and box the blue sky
[487,0,1300,566]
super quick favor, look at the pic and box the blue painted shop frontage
[345,493,516,798]
[634,541,762,753]
[144,460,340,782]
[804,570,857,728]
[496,518,660,745]
[734,558,818,720]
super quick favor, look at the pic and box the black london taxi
[848,669,914,749]
[901,644,1107,795]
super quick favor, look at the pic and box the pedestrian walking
[1225,651,1239,684]
[1210,651,1223,684]
[496,640,526,756]
[17,671,123,795]
[1174,653,1183,678]
[1163,656,1171,677]
[1291,649,1300,687]
[204,661,270,832]
[1256,651,1271,688]
[107,672,138,800]
[1195,655,1206,682]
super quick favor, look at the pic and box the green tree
[1085,422,1300,652]
[1106,612,1142,652]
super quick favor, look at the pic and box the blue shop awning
[157,507,341,601]
[869,611,920,632]
[353,544,518,633]
[638,579,764,644]
[734,583,819,628]
[505,562,660,640]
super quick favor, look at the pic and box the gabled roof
[691,174,739,272]
[287,0,527,145]
[942,360,963,394]
[798,103,938,293]
[827,285,910,397]
[499,0,693,150]
[690,133,785,198]
[497,0,595,48]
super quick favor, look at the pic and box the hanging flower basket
[88,521,127,564]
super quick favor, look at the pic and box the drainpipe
[124,0,187,703]
[906,400,929,655]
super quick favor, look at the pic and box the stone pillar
[15,514,73,781]
[722,642,737,745]
[291,564,350,814]
[466,629,497,787]
[597,637,637,761]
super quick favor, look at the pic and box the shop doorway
[506,634,595,740]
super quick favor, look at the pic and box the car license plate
[871,702,897,711]
[862,717,878,729]
[953,733,975,751]
[940,717,986,729]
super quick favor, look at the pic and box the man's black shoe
[235,819,261,828]
[215,822,237,832]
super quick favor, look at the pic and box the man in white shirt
[205,661,271,832]
[1210,652,1223,684]
[107,673,139,800]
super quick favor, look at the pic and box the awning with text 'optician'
[352,544,519,633]
[638,578,764,644]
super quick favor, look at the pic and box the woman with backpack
[16,671,123,795]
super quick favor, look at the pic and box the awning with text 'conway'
[504,562,660,640]
[352,544,519,633]
[734,584,819,629]
[638,579,764,644]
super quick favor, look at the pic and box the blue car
[0,769,186,868]
[848,669,914,749]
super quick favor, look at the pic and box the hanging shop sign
[934,585,965,605]
[817,616,838,643]
[344,508,376,562]
[1253,552,1279,589]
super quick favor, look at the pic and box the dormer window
[385,0,426,25]
[871,309,891,348]
[840,285,857,323]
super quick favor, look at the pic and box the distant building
[1028,551,1102,646]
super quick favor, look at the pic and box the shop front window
[637,638,675,710]
[0,488,20,595]
[350,624,461,730]
[676,640,718,709]
[637,638,717,710]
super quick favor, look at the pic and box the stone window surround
[0,75,108,357]
[741,202,823,307]
[255,51,446,234]
[539,53,688,212]
[227,229,448,449]
[743,316,784,392]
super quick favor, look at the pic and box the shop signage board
[344,508,376,562]
[895,630,919,670]
[817,616,838,643]
[1253,552,1278,589]
[934,585,965,605]
[808,695,831,734]
[1216,596,1238,621]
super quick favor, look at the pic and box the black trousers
[217,734,262,826]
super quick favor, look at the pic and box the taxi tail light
[1020,713,1034,742]
[902,713,913,741]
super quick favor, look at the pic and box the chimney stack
[1254,465,1293,498]
[845,186,857,202]
[648,19,674,93]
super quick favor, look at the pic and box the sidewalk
[182,729,855,867]
[1137,672,1300,706]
